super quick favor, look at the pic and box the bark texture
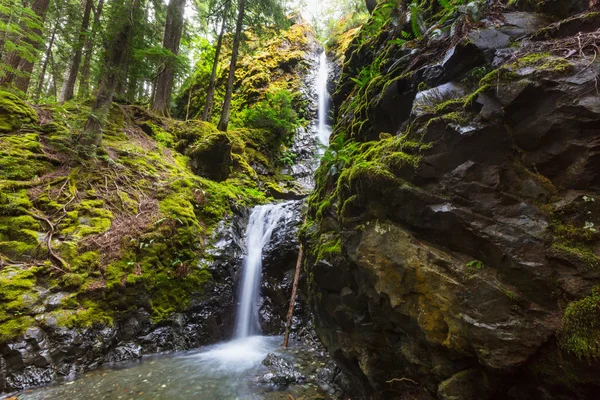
[151,0,186,116]
[217,0,246,132]
[59,0,93,103]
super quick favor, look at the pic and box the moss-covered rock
[304,1,600,399]
[0,90,38,133]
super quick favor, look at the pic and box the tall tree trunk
[217,0,245,132]
[0,0,51,93]
[80,0,138,158]
[151,0,186,116]
[0,0,15,59]
[78,0,105,99]
[201,14,227,121]
[59,0,93,103]
[34,20,58,101]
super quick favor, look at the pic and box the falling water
[234,203,288,338]
[317,51,331,147]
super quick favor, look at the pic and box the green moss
[0,266,41,341]
[560,287,600,359]
[0,90,38,133]
[552,243,600,269]
[60,200,113,238]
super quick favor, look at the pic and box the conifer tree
[80,0,140,157]
[152,0,186,116]
[59,0,94,103]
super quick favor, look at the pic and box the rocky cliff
[304,1,600,399]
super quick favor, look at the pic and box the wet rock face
[259,200,304,334]
[306,5,600,400]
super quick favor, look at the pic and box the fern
[410,2,423,38]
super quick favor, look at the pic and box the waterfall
[234,203,288,338]
[317,51,331,147]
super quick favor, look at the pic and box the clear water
[13,336,332,400]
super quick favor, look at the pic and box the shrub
[239,89,298,137]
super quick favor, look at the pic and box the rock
[412,82,467,117]
[0,91,38,133]
[532,11,600,40]
[306,7,600,400]
[500,12,552,38]
[437,369,493,400]
[186,132,233,181]
[441,41,486,81]
[467,28,511,53]
[259,353,304,386]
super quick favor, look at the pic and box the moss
[0,90,38,133]
[560,287,600,360]
[552,243,600,269]
[0,133,54,180]
[60,200,113,238]
[0,266,41,341]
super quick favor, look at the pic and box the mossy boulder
[0,91,38,133]
[186,132,234,181]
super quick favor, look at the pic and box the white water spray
[234,203,288,338]
[317,51,331,147]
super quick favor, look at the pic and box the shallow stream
[13,336,335,399]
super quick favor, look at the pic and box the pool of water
[10,336,335,400]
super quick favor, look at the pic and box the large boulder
[186,132,234,181]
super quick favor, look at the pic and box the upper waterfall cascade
[317,51,331,147]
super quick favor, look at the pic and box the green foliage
[561,287,600,360]
[238,89,299,137]
[0,0,46,83]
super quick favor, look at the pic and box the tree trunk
[59,0,93,103]
[78,0,105,99]
[34,20,58,101]
[217,0,245,132]
[0,0,15,59]
[151,0,186,117]
[80,0,138,157]
[201,14,227,121]
[0,0,51,93]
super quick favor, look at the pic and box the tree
[79,0,139,157]
[201,5,228,121]
[151,0,186,116]
[59,0,94,103]
[0,0,50,93]
[33,16,59,101]
[216,0,245,131]
[78,0,105,99]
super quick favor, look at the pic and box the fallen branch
[283,217,306,348]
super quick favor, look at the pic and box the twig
[387,377,419,385]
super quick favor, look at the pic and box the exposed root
[28,212,69,272]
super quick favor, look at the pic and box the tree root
[28,211,69,272]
